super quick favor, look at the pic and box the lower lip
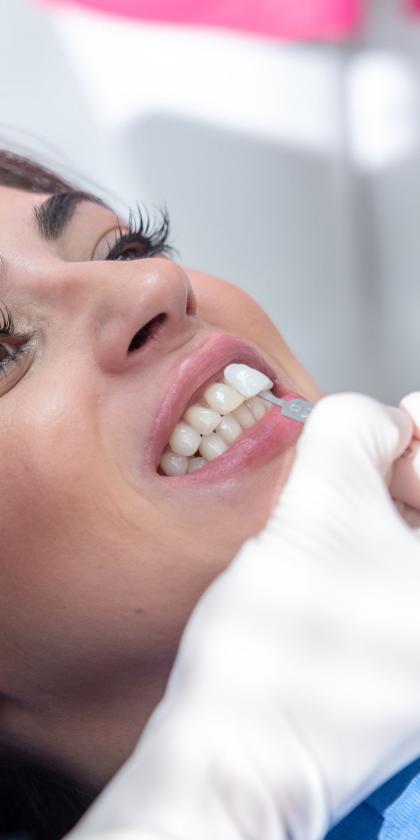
[156,392,303,485]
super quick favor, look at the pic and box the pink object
[406,0,420,12]
[39,0,363,40]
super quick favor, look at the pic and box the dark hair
[0,149,76,195]
[0,148,102,838]
[0,743,99,840]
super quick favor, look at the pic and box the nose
[63,258,197,374]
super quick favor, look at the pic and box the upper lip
[146,330,292,469]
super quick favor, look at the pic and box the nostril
[128,312,167,353]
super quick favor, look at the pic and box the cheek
[0,414,206,693]
[188,270,322,402]
[189,272,270,336]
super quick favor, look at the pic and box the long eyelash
[0,302,26,380]
[128,203,171,245]
[0,303,15,336]
[107,204,175,261]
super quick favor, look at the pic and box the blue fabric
[325,759,420,839]
[3,766,420,840]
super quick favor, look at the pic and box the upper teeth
[184,405,221,435]
[159,363,274,476]
[203,382,245,414]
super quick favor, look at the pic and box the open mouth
[158,363,275,475]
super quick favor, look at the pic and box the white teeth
[199,432,228,461]
[161,363,275,475]
[169,422,201,457]
[203,382,244,415]
[187,456,208,473]
[160,451,189,476]
[246,396,267,421]
[224,364,273,398]
[216,414,243,444]
[184,405,222,435]
[232,403,256,430]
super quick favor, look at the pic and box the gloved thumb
[267,393,413,541]
[390,392,420,512]
[297,392,411,475]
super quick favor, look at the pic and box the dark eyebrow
[33,191,108,241]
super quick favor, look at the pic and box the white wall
[0,0,419,401]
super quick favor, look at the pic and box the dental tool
[259,393,313,424]
[223,363,313,424]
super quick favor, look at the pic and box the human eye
[0,304,30,384]
[105,205,174,262]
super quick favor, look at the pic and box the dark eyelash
[0,304,15,337]
[106,204,175,261]
[0,303,28,381]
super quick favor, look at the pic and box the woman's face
[0,185,321,780]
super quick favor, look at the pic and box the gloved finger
[393,496,420,528]
[268,394,413,539]
[294,393,413,484]
[399,391,420,438]
[389,393,420,510]
[390,439,420,511]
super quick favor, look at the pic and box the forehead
[0,185,46,231]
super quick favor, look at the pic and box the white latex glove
[67,393,420,840]
[390,391,420,524]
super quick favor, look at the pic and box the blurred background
[0,0,419,401]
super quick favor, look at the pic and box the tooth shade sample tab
[224,364,273,398]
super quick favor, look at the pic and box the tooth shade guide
[224,363,273,397]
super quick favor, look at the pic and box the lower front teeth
[187,457,207,474]
[159,363,274,475]
[160,451,189,476]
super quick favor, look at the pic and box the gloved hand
[390,391,420,525]
[67,394,420,840]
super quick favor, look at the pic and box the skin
[0,186,322,790]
